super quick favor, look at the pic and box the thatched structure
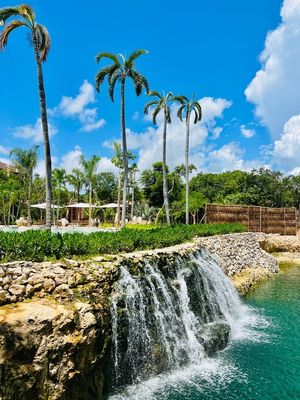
[205,203,297,235]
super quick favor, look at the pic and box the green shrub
[0,223,246,262]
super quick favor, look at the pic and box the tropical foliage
[0,223,246,262]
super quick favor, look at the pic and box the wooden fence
[204,203,297,235]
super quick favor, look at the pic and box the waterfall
[109,248,246,393]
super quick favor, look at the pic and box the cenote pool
[108,263,300,400]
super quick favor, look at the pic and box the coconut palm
[67,168,84,203]
[80,155,101,226]
[10,145,38,225]
[174,95,202,224]
[95,49,149,227]
[52,168,66,222]
[0,4,52,230]
[144,91,176,225]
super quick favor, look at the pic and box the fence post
[259,207,262,232]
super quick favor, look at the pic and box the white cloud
[59,146,83,173]
[240,125,255,138]
[104,97,232,172]
[58,146,118,176]
[13,118,57,143]
[272,114,300,172]
[206,142,262,172]
[57,80,105,132]
[0,145,10,155]
[245,0,300,137]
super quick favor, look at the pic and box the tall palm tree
[52,168,66,222]
[0,4,52,230]
[80,155,101,226]
[175,95,202,224]
[144,91,175,225]
[10,145,38,225]
[95,49,149,227]
[67,168,84,203]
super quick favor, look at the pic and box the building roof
[0,161,18,174]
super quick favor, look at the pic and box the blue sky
[2,0,300,176]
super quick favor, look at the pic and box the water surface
[108,263,300,400]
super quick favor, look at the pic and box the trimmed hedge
[0,223,246,262]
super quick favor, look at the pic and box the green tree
[144,91,176,225]
[95,50,149,227]
[10,145,38,225]
[80,155,101,225]
[0,5,52,229]
[67,168,84,203]
[111,142,136,226]
[94,172,117,204]
[52,168,66,221]
[174,95,202,224]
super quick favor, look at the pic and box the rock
[53,284,73,298]
[8,284,26,296]
[0,289,8,302]
[25,284,34,296]
[43,278,56,293]
[201,322,230,356]
[0,267,5,278]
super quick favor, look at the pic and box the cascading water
[108,248,252,396]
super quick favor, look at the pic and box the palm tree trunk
[32,31,52,231]
[116,167,121,226]
[162,113,170,225]
[131,181,134,221]
[27,175,32,226]
[120,78,128,228]
[89,182,92,226]
[185,111,191,225]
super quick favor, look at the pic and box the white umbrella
[31,203,60,209]
[66,203,101,208]
[99,203,122,208]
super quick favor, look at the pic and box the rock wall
[0,232,278,400]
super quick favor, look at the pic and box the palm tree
[10,145,38,225]
[0,4,52,230]
[144,91,175,225]
[52,168,66,222]
[80,155,101,226]
[95,50,149,227]
[67,168,84,203]
[175,95,202,224]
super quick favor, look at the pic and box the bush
[0,223,246,262]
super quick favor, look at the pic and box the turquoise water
[109,264,300,400]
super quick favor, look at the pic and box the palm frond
[192,101,202,123]
[96,51,121,66]
[148,90,162,99]
[152,105,161,125]
[35,24,50,62]
[125,49,148,68]
[18,4,35,25]
[0,7,20,24]
[144,100,158,114]
[95,64,118,91]
[108,71,120,101]
[129,70,149,96]
[177,104,186,122]
[0,19,27,49]
[173,95,188,105]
